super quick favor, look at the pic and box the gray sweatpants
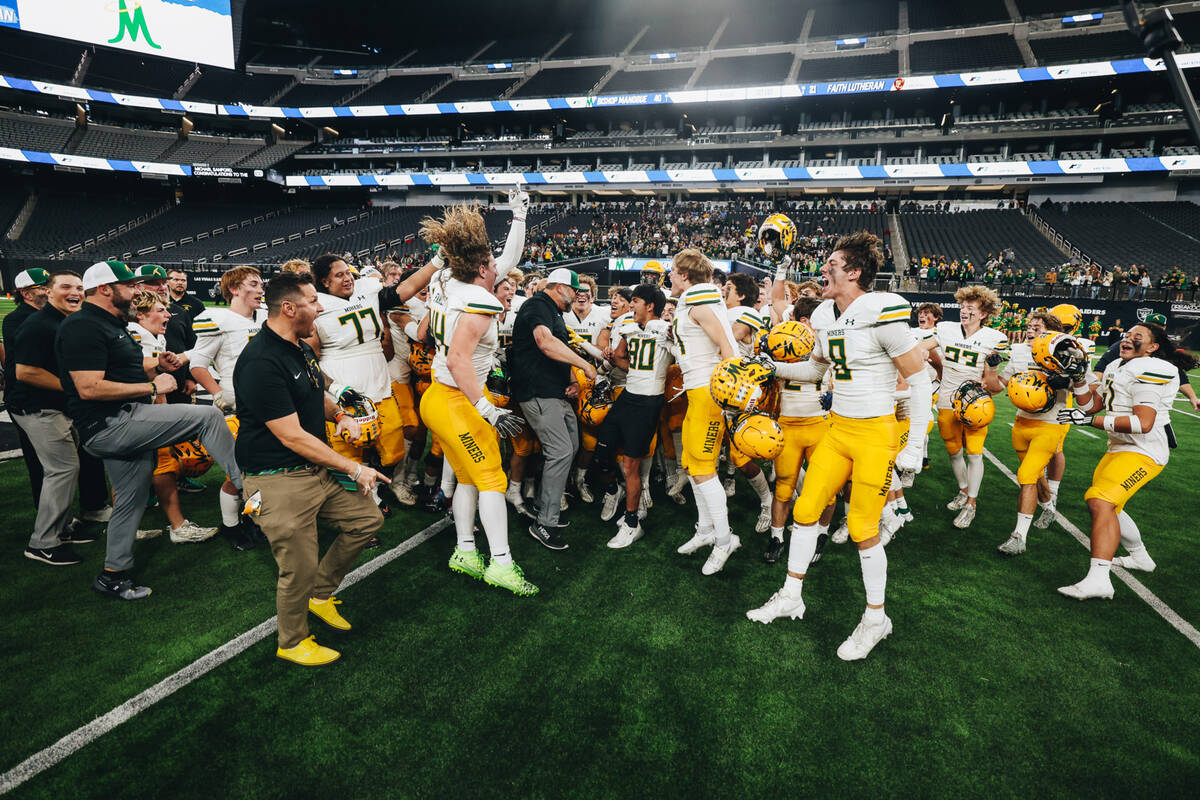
[519,397,578,527]
[9,410,80,550]
[84,403,242,572]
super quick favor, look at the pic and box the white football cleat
[600,484,625,523]
[830,519,850,545]
[900,508,914,525]
[754,505,771,534]
[836,612,893,661]
[169,520,218,543]
[607,520,643,549]
[746,586,805,624]
[640,480,653,510]
[947,492,969,511]
[899,468,915,489]
[135,528,163,540]
[997,534,1026,556]
[677,525,715,555]
[667,471,689,504]
[393,482,417,507]
[1057,580,1115,600]
[953,504,976,529]
[575,475,594,504]
[722,476,736,497]
[1033,502,1057,529]
[1113,552,1157,572]
[701,534,741,575]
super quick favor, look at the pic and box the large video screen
[0,0,235,70]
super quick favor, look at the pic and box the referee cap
[82,260,140,291]
[13,268,50,290]
[546,268,581,290]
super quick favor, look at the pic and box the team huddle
[139,196,1192,662]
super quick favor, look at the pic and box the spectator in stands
[1024,267,1037,294]
[1044,268,1058,289]
[1126,266,1141,301]
[1069,268,1084,299]
[1190,274,1199,299]
[1107,318,1124,346]
[1089,265,1102,299]
[167,269,205,323]
[1138,270,1151,301]
[1001,268,1017,293]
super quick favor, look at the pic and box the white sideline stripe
[0,517,451,796]
[981,448,1200,650]
[0,449,21,460]
[1169,399,1199,420]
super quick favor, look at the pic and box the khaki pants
[244,467,384,649]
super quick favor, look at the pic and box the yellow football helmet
[339,396,381,446]
[1031,332,1086,376]
[641,260,666,286]
[408,342,434,378]
[224,414,240,439]
[1006,371,1055,413]
[731,413,785,460]
[485,369,510,408]
[1050,303,1083,335]
[709,357,775,413]
[757,213,797,257]
[952,381,995,427]
[579,378,614,426]
[170,440,214,478]
[762,320,815,363]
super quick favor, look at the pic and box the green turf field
[1,359,1199,798]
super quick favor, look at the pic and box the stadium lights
[270,123,286,135]
[592,189,624,195]
[535,189,568,195]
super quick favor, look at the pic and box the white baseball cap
[545,268,581,289]
[82,260,140,291]
[13,268,50,290]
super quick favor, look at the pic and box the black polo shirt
[510,290,572,403]
[2,300,38,348]
[7,304,69,414]
[233,321,327,474]
[171,292,206,323]
[56,301,151,440]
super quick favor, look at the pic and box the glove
[475,396,525,439]
[212,390,234,414]
[895,446,922,474]
[1046,373,1071,391]
[774,254,792,280]
[328,383,365,406]
[819,390,833,411]
[508,185,530,222]
[985,352,1004,368]
[429,244,445,269]
[1057,408,1093,426]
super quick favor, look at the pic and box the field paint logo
[109,0,162,49]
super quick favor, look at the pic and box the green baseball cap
[134,264,169,281]
[1145,312,1167,326]
[13,268,50,290]
[82,260,139,291]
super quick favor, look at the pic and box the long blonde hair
[419,203,491,283]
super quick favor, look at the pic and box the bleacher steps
[71,48,92,87]
[4,194,36,242]
[174,67,202,100]
[157,137,185,163]
[1024,207,1078,260]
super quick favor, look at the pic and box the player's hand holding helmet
[338,396,381,445]
[1031,332,1086,379]
[1007,371,1055,413]
[710,356,775,413]
[474,395,525,438]
[328,382,367,407]
[757,213,797,259]
[731,413,784,460]
[763,320,815,363]
[952,380,995,427]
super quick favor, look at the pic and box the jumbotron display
[0,0,235,69]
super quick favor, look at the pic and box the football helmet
[1050,303,1083,335]
[1031,332,1086,376]
[952,381,995,427]
[757,213,796,258]
[731,413,785,460]
[408,342,434,378]
[641,260,666,286]
[709,357,775,413]
[339,396,381,446]
[485,368,510,408]
[1007,371,1056,414]
[170,440,214,478]
[579,378,614,426]
[224,414,240,439]
[762,320,815,363]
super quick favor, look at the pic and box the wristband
[1102,415,1115,432]
[334,410,347,423]
[351,464,363,482]
[149,382,157,401]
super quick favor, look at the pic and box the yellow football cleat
[308,595,351,631]
[276,635,341,667]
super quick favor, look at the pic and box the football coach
[233,271,387,668]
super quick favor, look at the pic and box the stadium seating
[808,0,900,37]
[906,1,1012,30]
[351,75,447,105]
[796,52,900,81]
[275,81,365,107]
[715,0,809,46]
[0,111,76,153]
[1036,202,1200,273]
[186,69,295,105]
[510,67,610,98]
[1029,31,1145,64]
[5,190,167,257]
[427,77,519,101]
[0,28,84,83]
[910,35,1025,73]
[900,209,1066,271]
[73,125,177,162]
[83,49,195,98]
[602,68,696,94]
[693,54,794,89]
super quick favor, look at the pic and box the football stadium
[1,0,1200,796]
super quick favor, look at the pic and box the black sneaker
[763,535,785,564]
[220,523,256,552]
[63,520,97,544]
[92,572,152,600]
[528,523,569,551]
[25,544,83,566]
[177,476,207,494]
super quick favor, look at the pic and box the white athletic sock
[440,458,457,499]
[507,479,520,495]
[452,484,478,552]
[478,491,512,566]
[859,542,888,608]
[574,467,586,485]
[1047,479,1061,503]
[1117,511,1148,558]
[688,476,713,529]
[816,521,830,538]
[965,453,985,499]
[1083,557,1112,585]
[1014,512,1034,540]
[770,525,784,542]
[219,489,241,527]
[748,470,772,507]
[423,472,437,487]
[639,458,652,481]
[784,523,819,590]
[693,478,731,546]
[949,451,968,491]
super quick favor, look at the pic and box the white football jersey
[1076,337,1096,359]
[912,325,939,382]
[673,283,737,390]
[727,304,765,358]
[128,322,165,359]
[1001,342,1069,423]
[431,280,503,389]
[811,292,915,418]
[607,310,633,388]
[778,375,826,418]
[315,277,390,402]
[934,321,1009,410]
[618,317,673,396]
[564,304,610,343]
[1098,355,1179,465]
[187,307,261,399]
[497,309,516,354]
[386,299,418,385]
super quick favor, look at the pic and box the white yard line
[982,448,1200,650]
[0,517,451,795]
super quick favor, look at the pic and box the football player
[722,273,773,527]
[746,232,932,662]
[385,275,426,491]
[1056,323,1195,599]
[565,274,612,501]
[933,286,1007,529]
[669,249,742,575]
[418,203,537,596]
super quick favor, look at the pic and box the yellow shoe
[308,595,351,631]
[276,635,340,667]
